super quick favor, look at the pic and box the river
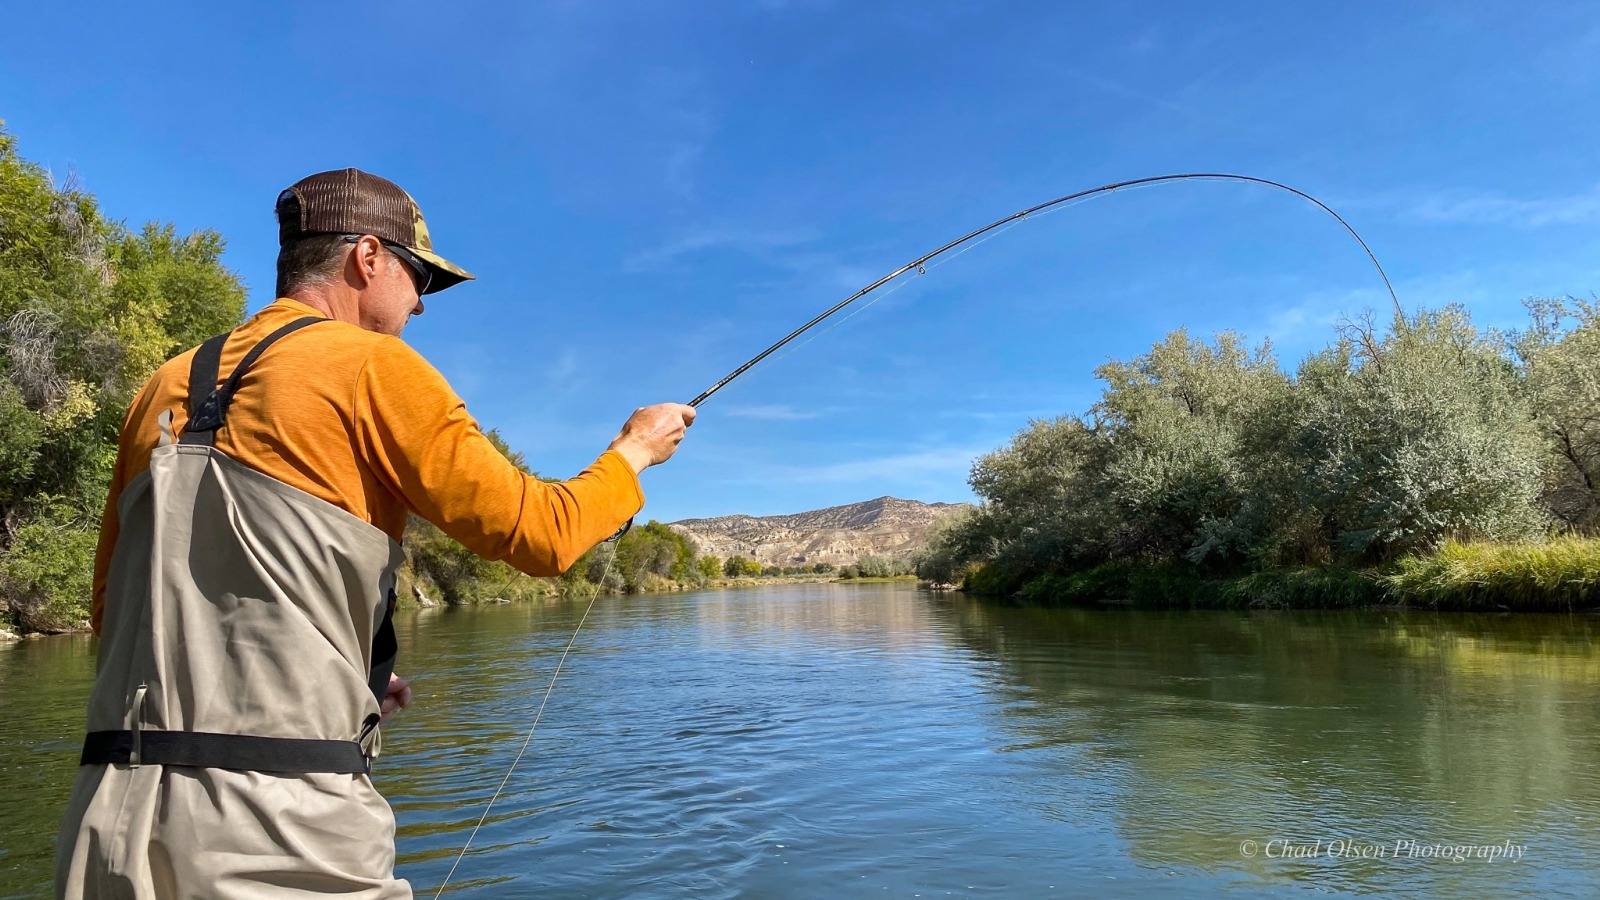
[3,583,1598,897]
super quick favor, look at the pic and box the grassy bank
[396,572,919,604]
[1387,538,1600,610]
[954,538,1600,612]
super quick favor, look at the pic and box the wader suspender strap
[181,316,326,447]
[81,317,394,774]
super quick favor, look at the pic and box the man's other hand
[609,403,696,473]
[380,673,413,722]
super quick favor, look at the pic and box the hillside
[669,497,968,568]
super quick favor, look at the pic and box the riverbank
[952,538,1600,612]
[394,572,922,612]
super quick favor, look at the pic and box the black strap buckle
[186,390,229,433]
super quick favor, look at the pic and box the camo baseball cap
[275,168,474,295]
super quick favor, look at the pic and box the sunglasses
[342,234,432,295]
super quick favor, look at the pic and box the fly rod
[686,172,1399,409]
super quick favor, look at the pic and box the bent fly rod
[433,172,1400,895]
[686,172,1399,409]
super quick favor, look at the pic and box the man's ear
[346,235,385,288]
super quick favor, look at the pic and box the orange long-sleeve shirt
[91,298,643,632]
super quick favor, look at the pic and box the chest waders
[56,318,414,899]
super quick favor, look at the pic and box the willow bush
[1517,298,1600,532]
[922,302,1600,608]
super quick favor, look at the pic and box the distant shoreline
[683,574,920,589]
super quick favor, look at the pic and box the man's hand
[380,673,413,722]
[608,403,696,473]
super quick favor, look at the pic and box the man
[56,169,694,898]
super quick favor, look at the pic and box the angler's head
[274,168,475,336]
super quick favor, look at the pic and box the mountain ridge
[668,496,968,567]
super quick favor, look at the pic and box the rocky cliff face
[669,496,968,567]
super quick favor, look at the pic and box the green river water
[3,582,1598,897]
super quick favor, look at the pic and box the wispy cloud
[1256,295,1347,346]
[768,445,987,484]
[1405,185,1600,228]
[544,347,583,393]
[1126,27,1161,57]
[936,407,1064,423]
[640,68,715,200]
[624,226,819,271]
[1055,66,1208,123]
[723,403,822,421]
[662,139,704,199]
[755,0,837,12]
[1538,21,1600,87]
[1226,267,1518,361]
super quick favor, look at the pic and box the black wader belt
[80,729,371,774]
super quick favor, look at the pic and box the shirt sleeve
[352,337,643,576]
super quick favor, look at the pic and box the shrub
[0,517,97,632]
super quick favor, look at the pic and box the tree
[1517,297,1600,533]
[1299,309,1546,560]
[0,124,248,632]
[855,554,893,577]
[915,506,983,586]
[722,556,762,577]
[611,520,697,591]
[1088,328,1295,568]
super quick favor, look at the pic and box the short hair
[275,234,350,298]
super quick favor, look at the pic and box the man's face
[361,249,426,337]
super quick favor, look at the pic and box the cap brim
[409,246,475,295]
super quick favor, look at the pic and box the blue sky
[4,2,1599,521]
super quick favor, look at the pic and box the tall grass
[966,538,1600,611]
[1387,537,1600,611]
